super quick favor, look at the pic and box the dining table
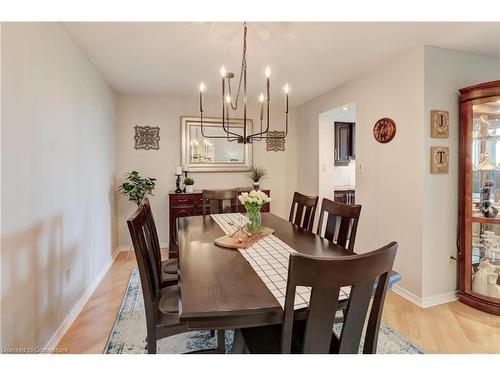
[176,212,401,340]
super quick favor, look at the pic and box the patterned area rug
[103,268,424,354]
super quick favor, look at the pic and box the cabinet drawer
[170,195,195,206]
[171,207,196,218]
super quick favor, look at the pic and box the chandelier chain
[227,22,247,111]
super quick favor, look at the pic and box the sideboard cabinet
[168,189,271,258]
[459,80,500,315]
[333,188,355,205]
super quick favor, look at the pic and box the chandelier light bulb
[199,82,205,92]
[284,84,289,94]
[259,93,265,103]
[265,66,271,78]
[220,66,226,77]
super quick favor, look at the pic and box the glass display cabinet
[459,80,500,315]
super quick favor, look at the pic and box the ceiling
[62,22,500,106]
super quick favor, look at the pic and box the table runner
[211,213,351,309]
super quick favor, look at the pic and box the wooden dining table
[177,212,400,332]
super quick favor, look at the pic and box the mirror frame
[181,116,253,172]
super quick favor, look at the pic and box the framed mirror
[181,116,253,172]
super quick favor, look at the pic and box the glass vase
[246,208,262,235]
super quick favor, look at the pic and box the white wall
[298,47,426,297]
[0,22,3,350]
[116,93,298,247]
[1,23,117,349]
[422,46,500,299]
[298,45,500,304]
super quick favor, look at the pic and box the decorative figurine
[479,115,490,138]
[175,173,183,193]
[480,180,498,218]
[478,152,495,170]
[486,273,500,299]
[472,259,496,296]
[183,170,189,193]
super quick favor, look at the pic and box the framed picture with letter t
[430,146,449,174]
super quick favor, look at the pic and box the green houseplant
[184,177,195,193]
[248,165,267,190]
[118,170,156,206]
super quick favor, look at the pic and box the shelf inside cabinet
[473,135,500,141]
[471,215,500,224]
[472,167,499,172]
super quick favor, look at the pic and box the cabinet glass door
[470,99,500,300]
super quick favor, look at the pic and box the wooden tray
[214,227,275,249]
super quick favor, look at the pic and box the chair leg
[147,334,157,354]
[217,330,226,354]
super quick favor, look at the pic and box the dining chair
[142,198,178,286]
[236,186,255,194]
[288,192,319,231]
[127,205,226,354]
[202,189,238,215]
[240,241,398,354]
[316,198,362,252]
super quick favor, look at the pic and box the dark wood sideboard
[334,188,355,205]
[168,189,271,258]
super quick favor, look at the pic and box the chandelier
[197,22,289,144]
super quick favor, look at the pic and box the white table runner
[211,213,350,309]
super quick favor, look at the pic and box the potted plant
[248,165,267,190]
[238,190,272,235]
[184,177,195,193]
[118,170,156,206]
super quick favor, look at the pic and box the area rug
[103,268,424,354]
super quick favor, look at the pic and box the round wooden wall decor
[373,118,396,143]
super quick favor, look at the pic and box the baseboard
[392,285,422,307]
[421,291,458,308]
[117,244,131,252]
[118,242,168,251]
[392,285,458,309]
[43,246,120,352]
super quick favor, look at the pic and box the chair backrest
[127,206,160,327]
[289,192,319,231]
[280,241,398,354]
[316,198,361,252]
[202,189,238,215]
[142,198,162,278]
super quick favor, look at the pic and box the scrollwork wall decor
[134,126,160,150]
[266,131,286,152]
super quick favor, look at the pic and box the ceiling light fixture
[197,22,289,144]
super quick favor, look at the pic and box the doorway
[318,103,356,207]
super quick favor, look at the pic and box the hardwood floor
[383,293,500,354]
[56,250,141,354]
[56,250,500,354]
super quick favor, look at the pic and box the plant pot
[252,181,260,191]
[185,185,194,193]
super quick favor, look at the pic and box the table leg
[217,330,226,354]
